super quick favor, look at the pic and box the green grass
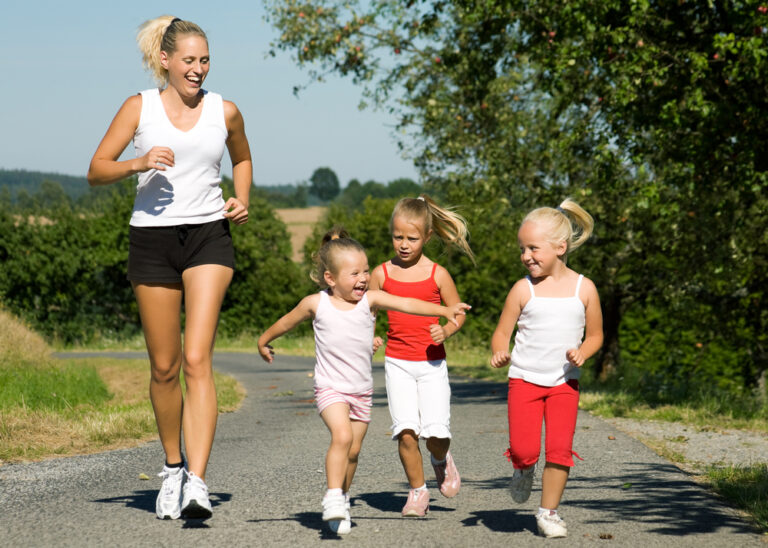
[0,361,111,411]
[705,464,768,532]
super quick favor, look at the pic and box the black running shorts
[127,219,234,284]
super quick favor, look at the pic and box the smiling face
[161,34,210,96]
[391,215,430,265]
[518,220,567,278]
[324,249,370,303]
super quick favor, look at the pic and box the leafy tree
[309,167,341,201]
[267,0,768,398]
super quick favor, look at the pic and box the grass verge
[0,356,244,465]
[705,464,768,532]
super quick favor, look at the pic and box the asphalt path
[1,352,764,547]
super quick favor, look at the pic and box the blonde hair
[310,227,366,288]
[136,16,207,85]
[522,198,594,261]
[390,194,475,263]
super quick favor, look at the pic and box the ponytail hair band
[163,17,182,41]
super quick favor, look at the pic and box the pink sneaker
[401,488,429,517]
[432,451,461,498]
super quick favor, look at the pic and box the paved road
[1,353,764,546]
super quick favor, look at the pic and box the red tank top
[381,262,446,361]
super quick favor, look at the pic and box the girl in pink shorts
[491,199,603,539]
[258,228,469,535]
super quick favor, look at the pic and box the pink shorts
[314,386,373,423]
[505,378,580,468]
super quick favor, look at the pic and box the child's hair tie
[417,196,426,201]
[555,206,565,213]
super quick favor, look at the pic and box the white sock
[325,488,343,498]
[538,507,557,517]
[414,484,428,492]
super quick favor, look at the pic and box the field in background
[275,207,326,262]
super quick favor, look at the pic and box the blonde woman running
[87,15,252,520]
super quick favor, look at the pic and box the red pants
[506,378,579,469]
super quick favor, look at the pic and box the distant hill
[0,169,90,200]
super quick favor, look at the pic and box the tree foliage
[267,0,768,399]
[309,166,341,200]
[0,179,305,344]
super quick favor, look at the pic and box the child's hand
[372,336,384,353]
[491,351,511,368]
[430,324,447,344]
[443,303,471,326]
[566,348,585,367]
[258,343,275,363]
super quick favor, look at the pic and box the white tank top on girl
[509,274,586,387]
[130,88,228,227]
[313,290,375,394]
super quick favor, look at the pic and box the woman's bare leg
[180,264,233,480]
[132,282,184,465]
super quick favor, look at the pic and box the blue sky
[0,1,417,187]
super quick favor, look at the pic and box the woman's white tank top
[508,275,586,386]
[313,291,375,394]
[130,88,228,227]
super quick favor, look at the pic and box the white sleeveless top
[509,275,586,386]
[130,88,228,226]
[313,291,375,394]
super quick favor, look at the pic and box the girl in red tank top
[370,194,475,517]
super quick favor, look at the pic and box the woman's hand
[223,197,248,225]
[137,146,175,172]
[430,324,447,344]
[490,350,511,369]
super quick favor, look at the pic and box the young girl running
[369,195,474,517]
[257,229,469,534]
[490,199,603,538]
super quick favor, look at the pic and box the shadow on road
[248,512,350,540]
[92,489,231,516]
[567,461,758,536]
[461,509,535,533]
[356,491,456,515]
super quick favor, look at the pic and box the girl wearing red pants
[490,199,603,538]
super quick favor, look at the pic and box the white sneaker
[328,501,351,535]
[155,465,184,520]
[322,492,346,521]
[510,465,535,503]
[536,510,568,538]
[180,471,213,520]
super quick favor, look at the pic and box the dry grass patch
[0,308,51,366]
[276,206,326,262]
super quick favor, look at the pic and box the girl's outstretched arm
[367,290,470,327]
[431,266,465,344]
[566,278,603,366]
[490,280,527,368]
[368,265,386,351]
[257,294,319,363]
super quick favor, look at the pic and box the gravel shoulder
[604,417,768,474]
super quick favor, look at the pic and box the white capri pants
[384,356,452,440]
